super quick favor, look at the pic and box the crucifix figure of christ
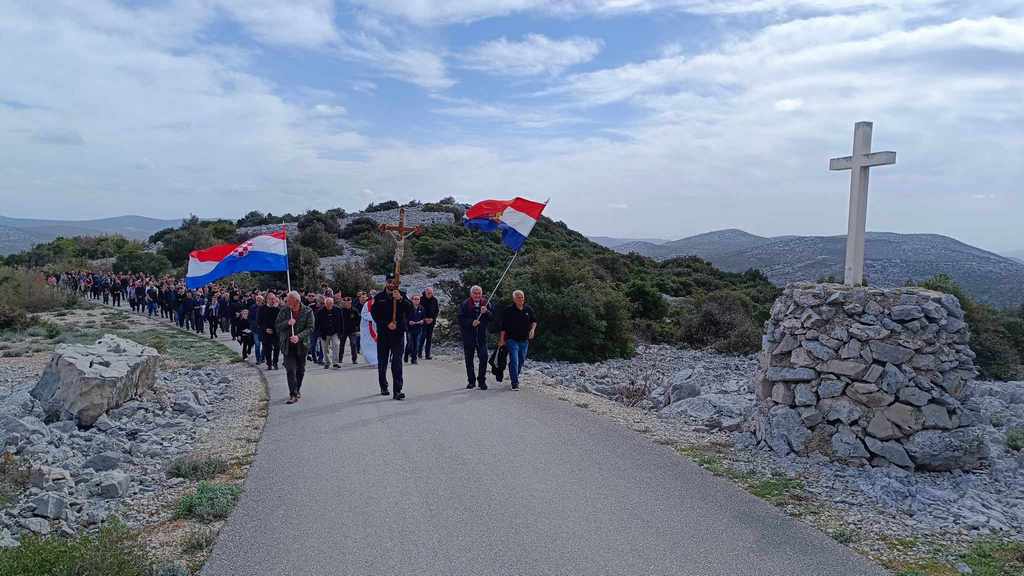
[829,121,896,287]
[378,207,422,324]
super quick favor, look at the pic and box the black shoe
[479,384,488,390]
[511,383,519,391]
[425,355,432,360]
[381,388,390,396]
[411,360,417,365]
[466,383,476,389]
[393,393,405,400]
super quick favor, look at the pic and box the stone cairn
[752,283,989,471]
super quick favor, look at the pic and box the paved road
[202,356,887,576]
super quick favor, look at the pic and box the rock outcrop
[752,283,988,470]
[30,335,159,427]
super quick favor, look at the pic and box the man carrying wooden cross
[370,208,419,400]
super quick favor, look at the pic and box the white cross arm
[829,151,897,171]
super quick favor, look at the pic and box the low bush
[167,455,229,481]
[181,526,217,555]
[0,453,31,508]
[175,482,242,522]
[330,262,378,297]
[919,275,1023,380]
[1007,428,1024,452]
[678,290,762,354]
[0,520,153,576]
[960,538,1024,576]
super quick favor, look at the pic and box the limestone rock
[30,335,159,427]
[921,403,954,430]
[763,405,812,455]
[660,394,752,431]
[771,383,795,405]
[99,471,130,499]
[864,437,913,468]
[904,428,990,471]
[884,403,924,435]
[818,378,846,399]
[897,386,932,407]
[668,369,700,404]
[83,451,123,472]
[823,397,864,425]
[31,493,67,520]
[869,341,915,364]
[846,382,894,408]
[794,383,817,407]
[832,427,870,460]
[866,412,902,440]
[819,360,869,379]
[766,367,817,382]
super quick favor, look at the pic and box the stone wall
[338,207,456,229]
[752,283,989,471]
[237,222,299,237]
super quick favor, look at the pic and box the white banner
[360,300,378,366]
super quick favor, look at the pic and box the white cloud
[311,104,347,116]
[774,98,803,112]
[462,34,602,76]
[339,33,454,90]
[214,0,339,48]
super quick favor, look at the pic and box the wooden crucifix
[378,207,422,323]
[829,121,896,287]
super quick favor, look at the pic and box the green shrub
[1007,428,1024,452]
[0,520,152,576]
[365,237,418,276]
[296,222,340,257]
[920,274,1023,380]
[625,280,668,321]
[181,527,217,555]
[330,262,379,297]
[175,482,242,522]
[365,200,399,212]
[960,538,1024,576]
[167,456,229,481]
[113,252,172,277]
[679,290,762,354]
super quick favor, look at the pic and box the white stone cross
[829,121,896,286]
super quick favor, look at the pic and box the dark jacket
[421,295,440,320]
[488,345,508,382]
[257,304,279,336]
[340,307,360,335]
[371,290,412,333]
[458,298,491,341]
[407,305,426,333]
[316,306,343,337]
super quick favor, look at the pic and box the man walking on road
[420,287,439,360]
[339,295,360,364]
[459,285,491,390]
[277,291,314,404]
[259,292,281,370]
[317,297,343,369]
[499,290,538,391]
[371,277,412,400]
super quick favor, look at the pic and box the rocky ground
[525,344,1024,573]
[0,305,267,571]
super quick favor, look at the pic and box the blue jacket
[407,306,426,333]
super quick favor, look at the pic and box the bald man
[276,291,315,404]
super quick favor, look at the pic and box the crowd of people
[51,270,537,404]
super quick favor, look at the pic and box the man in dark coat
[258,292,281,370]
[276,291,314,404]
[458,285,492,390]
[371,277,413,400]
[420,287,440,360]
[316,297,343,368]
[339,295,360,364]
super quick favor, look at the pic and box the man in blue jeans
[498,289,537,391]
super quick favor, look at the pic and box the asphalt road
[202,355,888,576]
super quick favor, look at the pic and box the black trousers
[421,323,435,357]
[377,330,404,394]
[463,332,488,385]
[262,332,280,368]
[340,333,359,363]
[241,334,254,358]
[284,344,306,397]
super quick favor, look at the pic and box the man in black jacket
[258,292,281,370]
[420,287,439,360]
[458,285,491,390]
[316,297,343,368]
[339,295,360,364]
[370,277,413,400]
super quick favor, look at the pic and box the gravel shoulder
[0,303,268,572]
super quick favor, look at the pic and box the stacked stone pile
[337,207,455,229]
[237,222,299,237]
[753,283,988,470]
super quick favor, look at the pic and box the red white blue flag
[463,197,546,251]
[185,230,289,289]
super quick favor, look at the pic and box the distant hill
[609,229,1024,309]
[0,215,181,255]
[589,236,668,250]
[1007,250,1024,264]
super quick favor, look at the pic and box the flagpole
[283,224,294,339]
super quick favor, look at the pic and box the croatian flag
[463,197,546,251]
[185,230,289,289]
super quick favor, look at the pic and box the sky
[1,1,1022,252]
